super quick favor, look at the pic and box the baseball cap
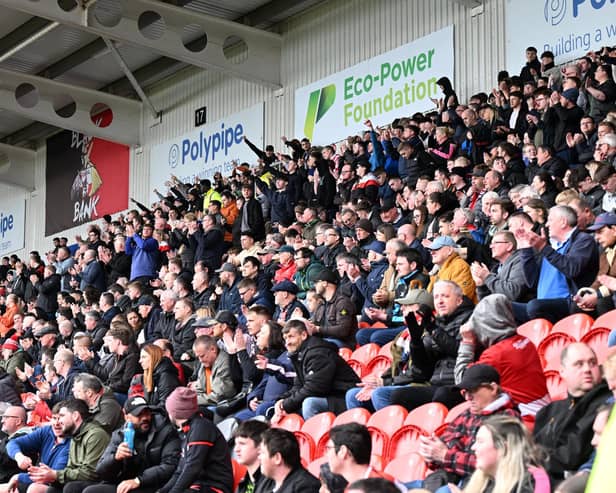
[124,396,151,416]
[426,236,457,250]
[561,88,579,103]
[215,262,236,273]
[194,317,218,328]
[394,289,434,308]
[215,310,238,328]
[455,364,501,390]
[278,245,295,254]
[136,294,156,307]
[37,326,59,338]
[271,280,299,295]
[587,213,616,231]
[365,241,386,255]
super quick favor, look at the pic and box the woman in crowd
[137,343,181,407]
[451,415,549,493]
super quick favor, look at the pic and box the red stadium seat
[351,343,381,364]
[384,453,428,482]
[232,459,247,493]
[544,370,567,400]
[516,318,552,346]
[294,412,335,461]
[365,355,392,377]
[387,425,426,461]
[592,309,616,331]
[403,402,448,434]
[367,405,408,458]
[379,340,394,356]
[345,359,367,378]
[306,456,327,478]
[445,401,471,423]
[274,413,304,432]
[552,313,594,341]
[537,333,576,371]
[581,327,611,364]
[339,347,353,361]
[315,408,371,457]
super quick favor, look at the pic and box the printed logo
[544,0,567,26]
[169,144,180,168]
[303,84,336,140]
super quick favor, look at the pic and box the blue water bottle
[124,422,135,453]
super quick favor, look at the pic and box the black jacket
[534,381,611,480]
[0,369,21,405]
[34,274,61,315]
[152,310,176,341]
[96,412,181,488]
[282,337,360,415]
[191,226,226,272]
[85,347,140,394]
[108,252,132,285]
[146,357,181,408]
[255,467,320,493]
[159,412,233,493]
[234,198,265,244]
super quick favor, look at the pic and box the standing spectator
[586,64,616,123]
[79,250,107,293]
[125,222,159,284]
[235,183,265,244]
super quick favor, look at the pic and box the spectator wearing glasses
[0,405,29,484]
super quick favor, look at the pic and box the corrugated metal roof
[0,0,320,142]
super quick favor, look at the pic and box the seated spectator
[86,395,181,493]
[511,205,599,323]
[39,348,80,407]
[455,294,550,419]
[71,373,123,434]
[471,231,528,301]
[272,319,359,420]
[272,280,309,325]
[0,406,29,484]
[26,399,109,493]
[449,415,550,493]
[326,423,394,484]
[233,420,270,493]
[0,336,31,379]
[235,321,294,421]
[4,403,69,492]
[0,368,20,405]
[255,428,320,493]
[293,247,324,300]
[171,297,196,361]
[533,343,611,482]
[133,343,180,408]
[407,364,519,491]
[427,236,478,303]
[81,325,140,404]
[161,387,233,493]
[190,335,237,408]
[347,478,399,493]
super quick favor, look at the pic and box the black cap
[378,198,397,212]
[124,396,151,416]
[37,326,59,337]
[271,280,299,295]
[215,310,238,328]
[456,364,500,390]
[137,294,156,307]
[313,269,339,285]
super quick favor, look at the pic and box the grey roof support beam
[0,143,35,190]
[0,0,282,88]
[0,67,142,145]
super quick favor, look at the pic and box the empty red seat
[403,402,448,434]
[581,327,611,364]
[273,413,304,432]
[516,318,552,346]
[351,343,381,364]
[367,405,408,458]
[592,309,616,331]
[315,407,372,457]
[552,313,594,341]
[384,452,428,482]
[544,370,567,400]
[387,425,426,461]
[339,347,353,361]
[294,412,335,461]
[537,333,576,371]
[365,355,392,377]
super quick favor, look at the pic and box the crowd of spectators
[1,45,616,493]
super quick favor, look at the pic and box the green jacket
[294,259,324,299]
[57,420,109,484]
[0,350,31,378]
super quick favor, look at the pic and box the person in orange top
[0,294,22,338]
[220,190,239,245]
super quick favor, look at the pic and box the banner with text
[0,198,25,255]
[150,103,264,201]
[45,126,130,236]
[294,26,454,145]
[506,0,616,72]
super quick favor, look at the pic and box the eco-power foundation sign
[295,26,454,144]
[150,103,264,200]
[505,0,616,72]
[0,198,25,255]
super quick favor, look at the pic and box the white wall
[18,0,509,256]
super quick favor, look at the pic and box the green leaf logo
[303,84,336,140]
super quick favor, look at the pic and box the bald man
[0,406,28,483]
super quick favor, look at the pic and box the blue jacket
[80,260,106,292]
[126,234,159,280]
[248,351,295,404]
[7,425,70,486]
[355,259,388,312]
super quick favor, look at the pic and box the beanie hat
[165,387,198,420]
[2,338,18,352]
[562,88,579,103]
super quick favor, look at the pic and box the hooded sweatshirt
[455,294,550,416]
